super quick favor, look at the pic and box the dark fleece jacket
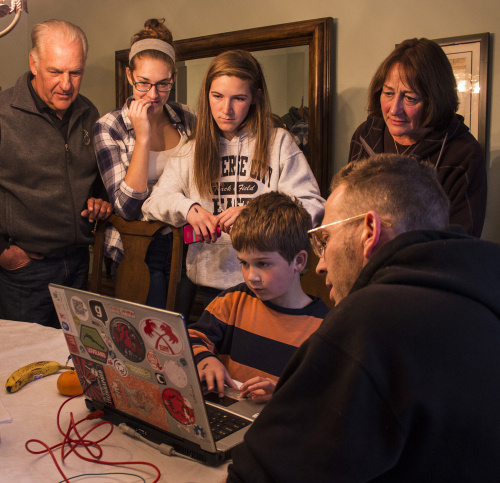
[348,115,487,237]
[228,226,500,482]
[0,72,105,257]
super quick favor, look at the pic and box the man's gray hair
[31,19,88,67]
[331,154,450,234]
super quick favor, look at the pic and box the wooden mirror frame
[115,18,334,196]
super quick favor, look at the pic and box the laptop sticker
[110,304,136,319]
[89,300,108,325]
[99,331,114,351]
[113,359,128,377]
[72,355,114,406]
[50,287,78,335]
[110,317,146,363]
[64,333,80,356]
[80,326,108,364]
[193,424,208,439]
[146,350,163,371]
[125,362,152,380]
[155,373,167,385]
[140,318,183,356]
[70,296,90,322]
[104,367,170,432]
[163,360,188,388]
[162,388,195,426]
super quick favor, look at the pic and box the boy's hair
[231,192,312,263]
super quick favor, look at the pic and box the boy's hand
[239,377,276,403]
[197,357,238,397]
[186,204,219,243]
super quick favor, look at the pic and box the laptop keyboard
[205,404,251,441]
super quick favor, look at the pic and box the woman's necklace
[393,137,416,156]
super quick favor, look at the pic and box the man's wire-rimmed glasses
[133,80,174,93]
[308,213,368,259]
[308,213,393,258]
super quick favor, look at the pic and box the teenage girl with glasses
[94,18,196,311]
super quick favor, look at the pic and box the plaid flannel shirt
[94,99,196,262]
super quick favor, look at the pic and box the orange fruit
[57,370,83,396]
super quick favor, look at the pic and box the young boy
[188,192,329,402]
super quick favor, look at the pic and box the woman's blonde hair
[193,50,274,198]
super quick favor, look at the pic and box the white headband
[129,39,176,63]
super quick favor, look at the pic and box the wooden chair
[301,249,334,309]
[88,214,184,311]
[88,219,114,296]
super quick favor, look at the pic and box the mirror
[115,18,333,196]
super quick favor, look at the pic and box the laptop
[49,284,261,466]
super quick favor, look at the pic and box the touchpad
[204,391,239,407]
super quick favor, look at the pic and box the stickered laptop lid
[49,284,258,466]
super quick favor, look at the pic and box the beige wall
[1,0,499,242]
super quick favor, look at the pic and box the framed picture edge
[433,32,490,154]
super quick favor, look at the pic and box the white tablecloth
[0,320,228,482]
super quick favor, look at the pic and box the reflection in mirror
[175,46,309,157]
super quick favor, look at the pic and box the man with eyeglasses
[227,153,500,482]
[0,20,111,327]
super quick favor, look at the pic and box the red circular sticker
[110,317,146,363]
[162,388,195,425]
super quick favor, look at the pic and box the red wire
[25,394,161,483]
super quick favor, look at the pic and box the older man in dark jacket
[0,19,111,327]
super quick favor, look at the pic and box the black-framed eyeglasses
[133,80,174,93]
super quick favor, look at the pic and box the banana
[5,360,72,393]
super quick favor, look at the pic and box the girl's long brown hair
[193,50,274,198]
